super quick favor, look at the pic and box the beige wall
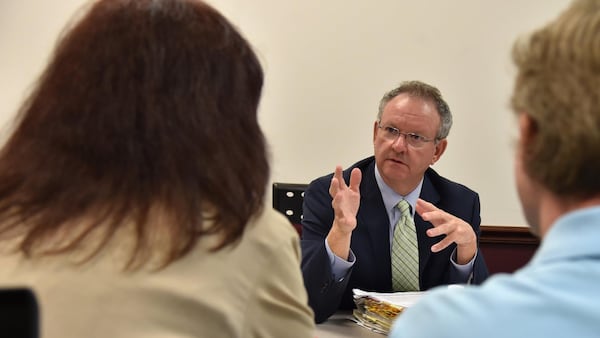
[0,0,571,226]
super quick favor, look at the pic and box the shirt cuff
[325,239,355,281]
[450,247,476,283]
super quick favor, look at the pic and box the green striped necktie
[391,199,420,291]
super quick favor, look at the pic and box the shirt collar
[374,165,423,217]
[530,206,600,266]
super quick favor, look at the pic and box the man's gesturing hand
[416,198,477,264]
[327,166,362,260]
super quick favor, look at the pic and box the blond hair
[511,0,600,198]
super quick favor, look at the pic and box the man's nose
[391,133,408,150]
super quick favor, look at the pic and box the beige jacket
[0,208,315,338]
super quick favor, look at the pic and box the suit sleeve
[447,192,489,284]
[300,176,352,323]
[468,193,489,284]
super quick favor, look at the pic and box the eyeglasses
[377,122,436,148]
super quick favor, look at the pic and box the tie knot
[397,199,411,216]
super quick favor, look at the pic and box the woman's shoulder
[245,207,300,246]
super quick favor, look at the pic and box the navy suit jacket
[301,156,489,323]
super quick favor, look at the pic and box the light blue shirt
[326,166,473,281]
[390,206,600,338]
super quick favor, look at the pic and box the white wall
[0,0,571,226]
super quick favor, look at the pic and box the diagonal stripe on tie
[391,199,420,291]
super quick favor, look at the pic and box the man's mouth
[389,158,407,166]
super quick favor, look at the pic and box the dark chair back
[0,288,39,338]
[272,182,308,236]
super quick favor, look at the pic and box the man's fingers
[430,236,454,253]
[418,198,476,253]
[417,199,455,227]
[335,166,348,188]
[427,222,450,237]
[331,166,362,193]
[416,198,439,221]
[329,176,339,197]
[416,198,438,212]
[330,166,345,196]
[334,165,343,177]
[349,168,362,191]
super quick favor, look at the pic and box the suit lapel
[416,169,441,279]
[355,161,392,286]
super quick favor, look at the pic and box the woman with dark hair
[0,0,314,337]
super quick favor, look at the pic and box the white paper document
[351,286,464,334]
[352,288,425,308]
[351,289,426,335]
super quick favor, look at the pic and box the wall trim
[480,225,540,245]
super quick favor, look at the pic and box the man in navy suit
[301,81,489,323]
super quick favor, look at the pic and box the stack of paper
[351,288,425,335]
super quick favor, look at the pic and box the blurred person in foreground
[301,80,489,323]
[0,0,314,337]
[390,1,600,337]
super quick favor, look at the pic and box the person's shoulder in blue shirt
[390,1,600,337]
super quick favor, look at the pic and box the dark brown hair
[0,0,268,269]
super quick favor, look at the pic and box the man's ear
[519,113,537,147]
[373,120,379,144]
[431,138,447,165]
